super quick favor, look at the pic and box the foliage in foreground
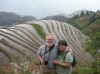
[72,63,100,74]
[0,55,40,74]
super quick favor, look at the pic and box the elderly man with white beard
[37,33,58,74]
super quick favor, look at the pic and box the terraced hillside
[0,20,94,67]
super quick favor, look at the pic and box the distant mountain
[42,14,68,22]
[68,9,88,17]
[0,11,37,26]
[41,10,89,22]
[65,10,100,32]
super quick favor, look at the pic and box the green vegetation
[83,30,100,74]
[72,64,100,74]
[65,10,100,74]
[72,65,93,74]
[66,10,100,31]
[31,23,46,40]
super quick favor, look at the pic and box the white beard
[46,42,54,47]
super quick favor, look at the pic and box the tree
[73,14,79,19]
[97,10,100,13]
[89,13,96,24]
[84,29,100,74]
[80,11,85,17]
[86,11,89,15]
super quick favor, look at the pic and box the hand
[40,59,44,64]
[40,57,45,64]
[53,60,59,65]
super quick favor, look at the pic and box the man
[37,34,58,74]
[53,40,73,74]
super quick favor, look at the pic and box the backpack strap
[67,47,74,56]
[63,50,77,67]
[63,51,70,61]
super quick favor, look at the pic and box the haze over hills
[68,9,88,17]
[42,9,88,20]
[66,10,100,32]
[0,9,100,32]
[0,10,90,26]
[42,10,100,32]
[0,11,37,26]
[42,14,68,22]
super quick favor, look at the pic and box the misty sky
[0,0,100,18]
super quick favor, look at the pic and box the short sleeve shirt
[55,51,73,74]
[37,44,58,68]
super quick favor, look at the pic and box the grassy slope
[75,16,90,28]
[31,23,46,40]
[66,12,100,32]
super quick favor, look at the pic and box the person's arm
[37,56,44,64]
[53,61,71,68]
[53,52,73,68]
[37,46,44,64]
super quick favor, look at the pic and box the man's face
[46,35,54,47]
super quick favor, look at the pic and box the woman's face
[58,45,67,51]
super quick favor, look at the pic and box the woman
[53,40,73,74]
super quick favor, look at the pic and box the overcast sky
[0,0,100,18]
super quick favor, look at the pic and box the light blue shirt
[37,44,58,68]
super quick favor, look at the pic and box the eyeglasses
[58,44,65,46]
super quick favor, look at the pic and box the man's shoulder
[54,43,58,47]
[39,44,46,49]
[53,44,58,49]
[55,43,58,46]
